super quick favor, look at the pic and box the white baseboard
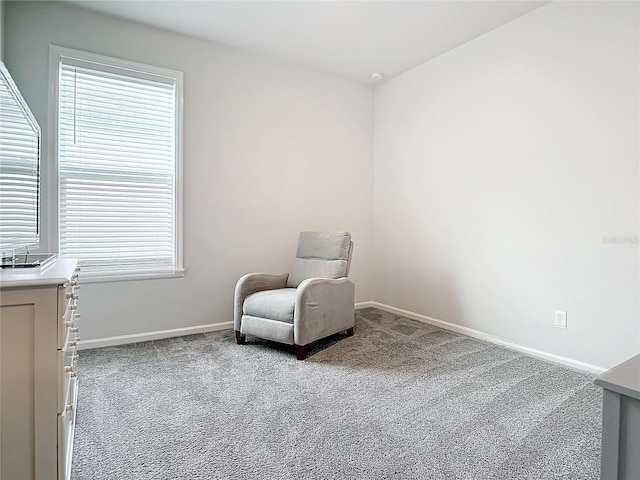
[77,321,234,351]
[79,303,608,374]
[357,301,607,375]
[354,301,377,309]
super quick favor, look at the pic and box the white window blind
[57,52,182,279]
[0,61,40,253]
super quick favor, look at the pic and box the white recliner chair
[234,231,355,360]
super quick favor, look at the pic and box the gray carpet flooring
[71,307,602,479]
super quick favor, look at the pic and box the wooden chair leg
[295,344,308,360]
[235,330,245,345]
[346,327,354,336]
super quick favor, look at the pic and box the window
[50,46,183,281]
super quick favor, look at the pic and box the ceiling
[64,1,548,84]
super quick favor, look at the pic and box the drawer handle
[65,320,75,328]
[70,304,77,311]
[66,293,79,300]
[64,366,74,373]
[65,404,74,412]
[71,327,79,333]
[69,340,77,347]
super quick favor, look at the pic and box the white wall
[5,1,374,340]
[374,1,639,369]
[5,1,638,370]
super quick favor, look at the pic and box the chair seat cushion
[243,288,297,323]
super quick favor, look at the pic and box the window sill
[79,269,186,284]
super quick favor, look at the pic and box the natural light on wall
[53,46,183,281]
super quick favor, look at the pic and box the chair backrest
[286,231,353,288]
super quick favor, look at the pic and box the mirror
[0,60,41,257]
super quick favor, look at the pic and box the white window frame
[48,45,184,282]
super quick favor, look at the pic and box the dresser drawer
[57,305,78,350]
[57,268,80,349]
[57,274,79,319]
[57,283,71,319]
[58,375,77,480]
[58,328,78,414]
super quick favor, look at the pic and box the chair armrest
[234,273,289,330]
[294,277,355,346]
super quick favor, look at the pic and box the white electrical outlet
[554,311,567,329]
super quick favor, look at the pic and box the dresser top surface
[0,257,78,288]
[595,354,640,401]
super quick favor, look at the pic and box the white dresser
[0,257,80,480]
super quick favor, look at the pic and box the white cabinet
[0,258,80,480]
